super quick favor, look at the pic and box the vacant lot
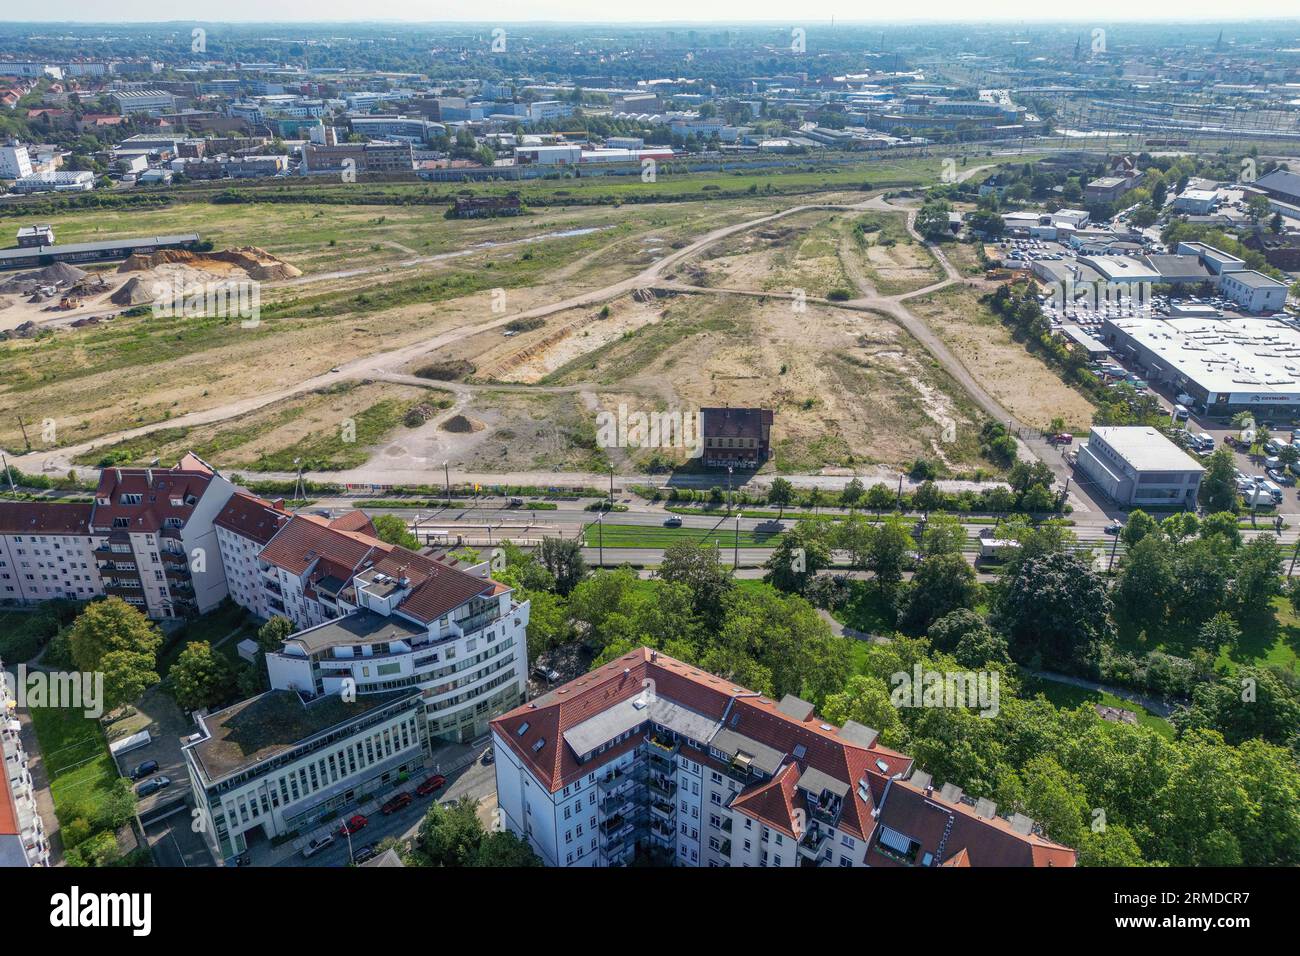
[546,294,994,475]
[77,380,447,471]
[907,284,1097,431]
[845,212,945,296]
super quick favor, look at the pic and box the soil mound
[110,276,157,306]
[120,245,302,281]
[440,414,485,434]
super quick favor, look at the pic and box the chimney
[146,468,153,487]
[272,498,285,511]
[650,650,659,662]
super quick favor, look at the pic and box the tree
[920,513,966,558]
[67,597,162,710]
[1114,534,1175,630]
[539,536,586,596]
[864,483,896,511]
[1078,823,1146,867]
[763,531,830,595]
[926,608,989,653]
[916,199,954,240]
[413,796,486,867]
[768,477,794,516]
[1199,511,1242,549]
[841,477,865,507]
[953,626,1012,669]
[568,568,641,649]
[657,541,733,626]
[1232,533,1283,622]
[372,513,418,549]
[1198,448,1240,514]
[256,615,295,651]
[472,829,542,867]
[865,513,914,594]
[1120,509,1159,548]
[997,551,1113,668]
[897,553,980,635]
[170,641,233,712]
[821,675,903,745]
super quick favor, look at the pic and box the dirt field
[74,380,445,471]
[545,294,993,475]
[907,284,1097,430]
[673,211,854,297]
[843,212,945,296]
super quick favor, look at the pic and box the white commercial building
[1218,270,1289,314]
[1173,189,1219,214]
[1076,426,1204,507]
[8,171,94,193]
[1102,316,1300,414]
[109,89,176,116]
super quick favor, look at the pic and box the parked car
[663,515,683,527]
[1267,469,1295,487]
[1103,521,1123,536]
[1172,404,1190,421]
[135,775,171,797]
[1050,433,1073,445]
[302,834,335,858]
[352,843,379,864]
[337,814,369,837]
[129,759,159,780]
[416,774,447,796]
[380,792,413,815]
[532,665,561,683]
[481,747,495,765]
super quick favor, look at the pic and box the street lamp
[597,509,604,568]
[734,512,742,568]
[443,461,451,508]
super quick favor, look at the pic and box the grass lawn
[1219,596,1300,676]
[27,703,119,824]
[1019,675,1174,739]
[584,522,784,549]
[833,581,898,636]
[158,602,257,675]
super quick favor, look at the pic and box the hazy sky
[5,3,1298,24]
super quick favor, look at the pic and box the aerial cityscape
[0,8,1294,917]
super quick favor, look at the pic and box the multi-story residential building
[1,665,51,866]
[251,512,380,628]
[182,687,429,862]
[213,492,291,621]
[301,140,414,175]
[0,143,33,180]
[491,648,1076,868]
[0,502,103,605]
[263,537,530,745]
[89,455,236,619]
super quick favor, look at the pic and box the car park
[302,834,335,858]
[416,774,447,796]
[380,792,413,815]
[135,775,171,797]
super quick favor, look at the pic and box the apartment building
[90,454,236,619]
[0,503,103,605]
[182,687,428,862]
[213,492,290,621]
[0,143,32,180]
[1,665,51,866]
[263,534,530,745]
[491,648,1076,868]
[301,140,414,175]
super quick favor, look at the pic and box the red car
[415,774,447,796]
[380,792,413,815]
[1050,433,1073,445]
[337,814,368,836]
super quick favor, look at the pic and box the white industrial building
[1076,426,1204,508]
[0,144,33,180]
[1218,270,1289,314]
[1102,316,1300,414]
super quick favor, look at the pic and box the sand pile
[440,414,485,434]
[110,276,157,306]
[0,261,90,295]
[119,245,302,281]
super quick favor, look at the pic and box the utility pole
[15,416,29,453]
[734,513,741,568]
[443,461,451,508]
[597,510,604,568]
[1289,535,1300,578]
[609,467,614,507]
[0,452,15,499]
[1107,525,1122,573]
[292,458,303,511]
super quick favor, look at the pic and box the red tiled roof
[491,648,909,842]
[730,763,802,839]
[258,514,385,576]
[0,501,94,536]
[866,778,1077,868]
[214,491,287,545]
[371,546,494,624]
[91,460,219,534]
[329,510,377,536]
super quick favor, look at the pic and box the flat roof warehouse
[0,234,200,270]
[1103,316,1300,405]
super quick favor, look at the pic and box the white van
[1258,480,1284,504]
[1172,404,1190,422]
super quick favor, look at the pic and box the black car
[352,843,379,864]
[129,759,159,780]
[135,775,171,797]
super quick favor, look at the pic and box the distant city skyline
[2,5,1297,25]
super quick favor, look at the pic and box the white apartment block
[1,669,50,866]
[0,144,33,180]
[0,503,103,604]
[493,648,1077,868]
[182,687,429,862]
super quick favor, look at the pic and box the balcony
[650,799,675,822]
[649,820,675,846]
[647,775,676,800]
[165,565,192,581]
[645,731,678,755]
[105,584,143,598]
[799,829,830,860]
[600,795,635,819]
[646,750,675,774]
[597,760,643,795]
[161,551,188,567]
